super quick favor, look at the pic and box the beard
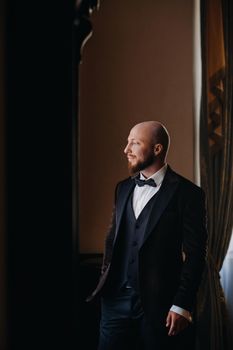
[128,150,155,176]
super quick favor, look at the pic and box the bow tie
[134,176,157,187]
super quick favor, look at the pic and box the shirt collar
[140,163,168,186]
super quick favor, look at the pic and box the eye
[127,140,140,147]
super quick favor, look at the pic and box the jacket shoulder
[171,169,205,197]
[116,176,132,187]
[113,176,133,199]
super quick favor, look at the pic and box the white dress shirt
[132,164,167,219]
[132,163,192,322]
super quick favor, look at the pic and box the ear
[154,143,163,156]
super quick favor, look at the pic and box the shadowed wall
[79,0,194,253]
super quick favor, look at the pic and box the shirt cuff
[170,305,192,322]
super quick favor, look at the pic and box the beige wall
[79,0,194,253]
[0,0,6,347]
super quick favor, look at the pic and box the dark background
[5,0,75,348]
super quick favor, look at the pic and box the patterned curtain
[196,0,233,349]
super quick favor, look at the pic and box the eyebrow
[127,137,136,142]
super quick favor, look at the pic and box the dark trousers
[98,288,196,350]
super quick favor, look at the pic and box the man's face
[124,125,155,175]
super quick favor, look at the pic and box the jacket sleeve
[100,182,120,275]
[172,187,208,312]
[101,205,116,275]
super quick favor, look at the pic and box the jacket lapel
[140,166,180,247]
[113,178,135,245]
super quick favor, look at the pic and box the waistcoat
[105,189,160,294]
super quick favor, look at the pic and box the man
[86,121,208,350]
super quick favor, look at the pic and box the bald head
[124,120,170,175]
[131,121,170,160]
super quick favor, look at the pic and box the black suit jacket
[87,166,208,325]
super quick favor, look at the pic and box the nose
[124,142,130,154]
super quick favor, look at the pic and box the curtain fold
[196,0,233,349]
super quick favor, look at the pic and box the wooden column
[72,0,100,346]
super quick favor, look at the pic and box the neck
[141,161,165,178]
